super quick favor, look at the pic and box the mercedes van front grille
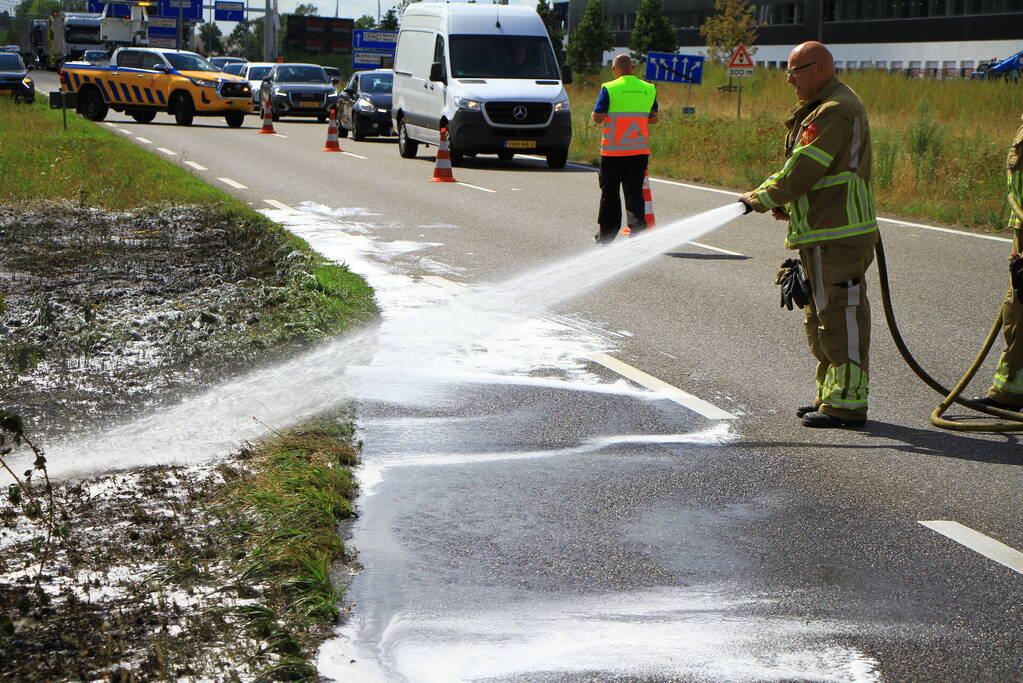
[485,101,552,126]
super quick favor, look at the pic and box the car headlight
[553,97,570,112]
[454,96,481,110]
[22,76,33,87]
[356,97,375,112]
[189,77,218,88]
[272,88,287,98]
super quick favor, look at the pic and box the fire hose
[874,235,1023,432]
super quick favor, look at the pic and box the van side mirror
[560,64,573,84]
[429,61,446,84]
[343,87,355,96]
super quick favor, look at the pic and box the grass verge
[566,64,1022,230]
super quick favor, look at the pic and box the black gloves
[738,198,753,214]
[776,258,812,310]
[1011,253,1023,303]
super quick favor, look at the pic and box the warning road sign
[726,43,755,77]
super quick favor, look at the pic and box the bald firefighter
[739,42,878,429]
[975,117,1023,411]
[591,54,658,244]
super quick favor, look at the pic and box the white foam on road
[321,587,881,683]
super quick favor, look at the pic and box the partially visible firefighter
[739,41,878,429]
[975,116,1023,411]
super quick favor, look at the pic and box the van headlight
[356,97,375,112]
[454,96,481,110]
[553,97,570,112]
[189,77,218,88]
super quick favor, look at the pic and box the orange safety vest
[599,75,656,157]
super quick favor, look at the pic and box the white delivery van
[391,2,573,168]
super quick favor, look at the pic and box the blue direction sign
[645,52,704,85]
[352,29,397,51]
[87,1,130,17]
[214,0,244,21]
[156,0,201,20]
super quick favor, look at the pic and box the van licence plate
[505,140,536,149]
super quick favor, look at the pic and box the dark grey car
[259,63,340,122]
[338,69,393,141]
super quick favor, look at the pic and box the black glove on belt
[1011,253,1023,304]
[776,258,812,310]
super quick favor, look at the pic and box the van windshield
[449,35,559,80]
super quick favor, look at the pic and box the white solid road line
[878,216,1011,243]
[184,161,207,171]
[135,137,152,144]
[342,152,367,159]
[421,275,735,420]
[218,177,248,189]
[588,352,737,420]
[157,148,177,156]
[459,182,497,193]
[650,176,740,197]
[688,241,746,257]
[263,199,292,210]
[920,520,1023,575]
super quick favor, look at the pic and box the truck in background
[48,12,105,68]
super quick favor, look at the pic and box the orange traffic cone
[322,108,342,152]
[429,127,457,183]
[621,168,655,236]
[642,168,656,229]
[258,94,275,135]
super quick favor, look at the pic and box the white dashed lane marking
[218,177,247,189]
[263,199,292,210]
[157,148,177,156]
[185,161,207,171]
[688,241,746,257]
[458,182,496,194]
[135,137,152,144]
[342,152,367,159]
[920,521,1023,575]
[118,128,132,134]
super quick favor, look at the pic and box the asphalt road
[34,72,1023,682]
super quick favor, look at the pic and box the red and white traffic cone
[258,94,275,135]
[428,127,457,183]
[621,168,655,236]
[642,168,656,229]
[322,108,342,152]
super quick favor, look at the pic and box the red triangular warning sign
[726,43,754,69]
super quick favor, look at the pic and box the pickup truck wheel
[173,93,194,126]
[546,147,568,169]
[79,88,108,122]
[130,110,156,124]
[398,120,418,159]
[224,111,244,128]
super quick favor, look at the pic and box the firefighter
[975,116,1023,411]
[739,41,878,428]
[591,54,658,244]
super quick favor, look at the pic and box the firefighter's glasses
[785,61,818,75]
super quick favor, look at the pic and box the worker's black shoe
[971,396,1023,412]
[796,404,818,418]
[801,411,866,429]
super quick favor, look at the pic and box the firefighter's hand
[771,207,789,221]
[737,193,755,214]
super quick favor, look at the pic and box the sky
[239,0,534,25]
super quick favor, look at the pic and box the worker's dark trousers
[597,154,648,243]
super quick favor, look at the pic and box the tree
[294,3,319,15]
[699,0,758,65]
[535,0,564,61]
[566,0,611,75]
[354,14,376,29]
[227,17,265,60]
[378,8,399,30]
[628,0,676,64]
[198,21,224,55]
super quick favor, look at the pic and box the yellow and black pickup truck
[60,47,252,127]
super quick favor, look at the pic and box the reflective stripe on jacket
[599,75,656,157]
[748,78,878,249]
[1008,115,1023,229]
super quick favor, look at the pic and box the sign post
[725,43,755,119]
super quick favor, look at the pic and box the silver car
[237,61,275,108]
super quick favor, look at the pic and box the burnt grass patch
[0,202,375,680]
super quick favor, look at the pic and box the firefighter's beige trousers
[800,234,877,421]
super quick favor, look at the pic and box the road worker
[739,41,878,428]
[975,116,1023,411]
[591,54,658,244]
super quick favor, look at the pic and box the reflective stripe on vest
[601,112,651,156]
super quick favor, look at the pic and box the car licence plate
[298,101,319,108]
[505,140,536,149]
